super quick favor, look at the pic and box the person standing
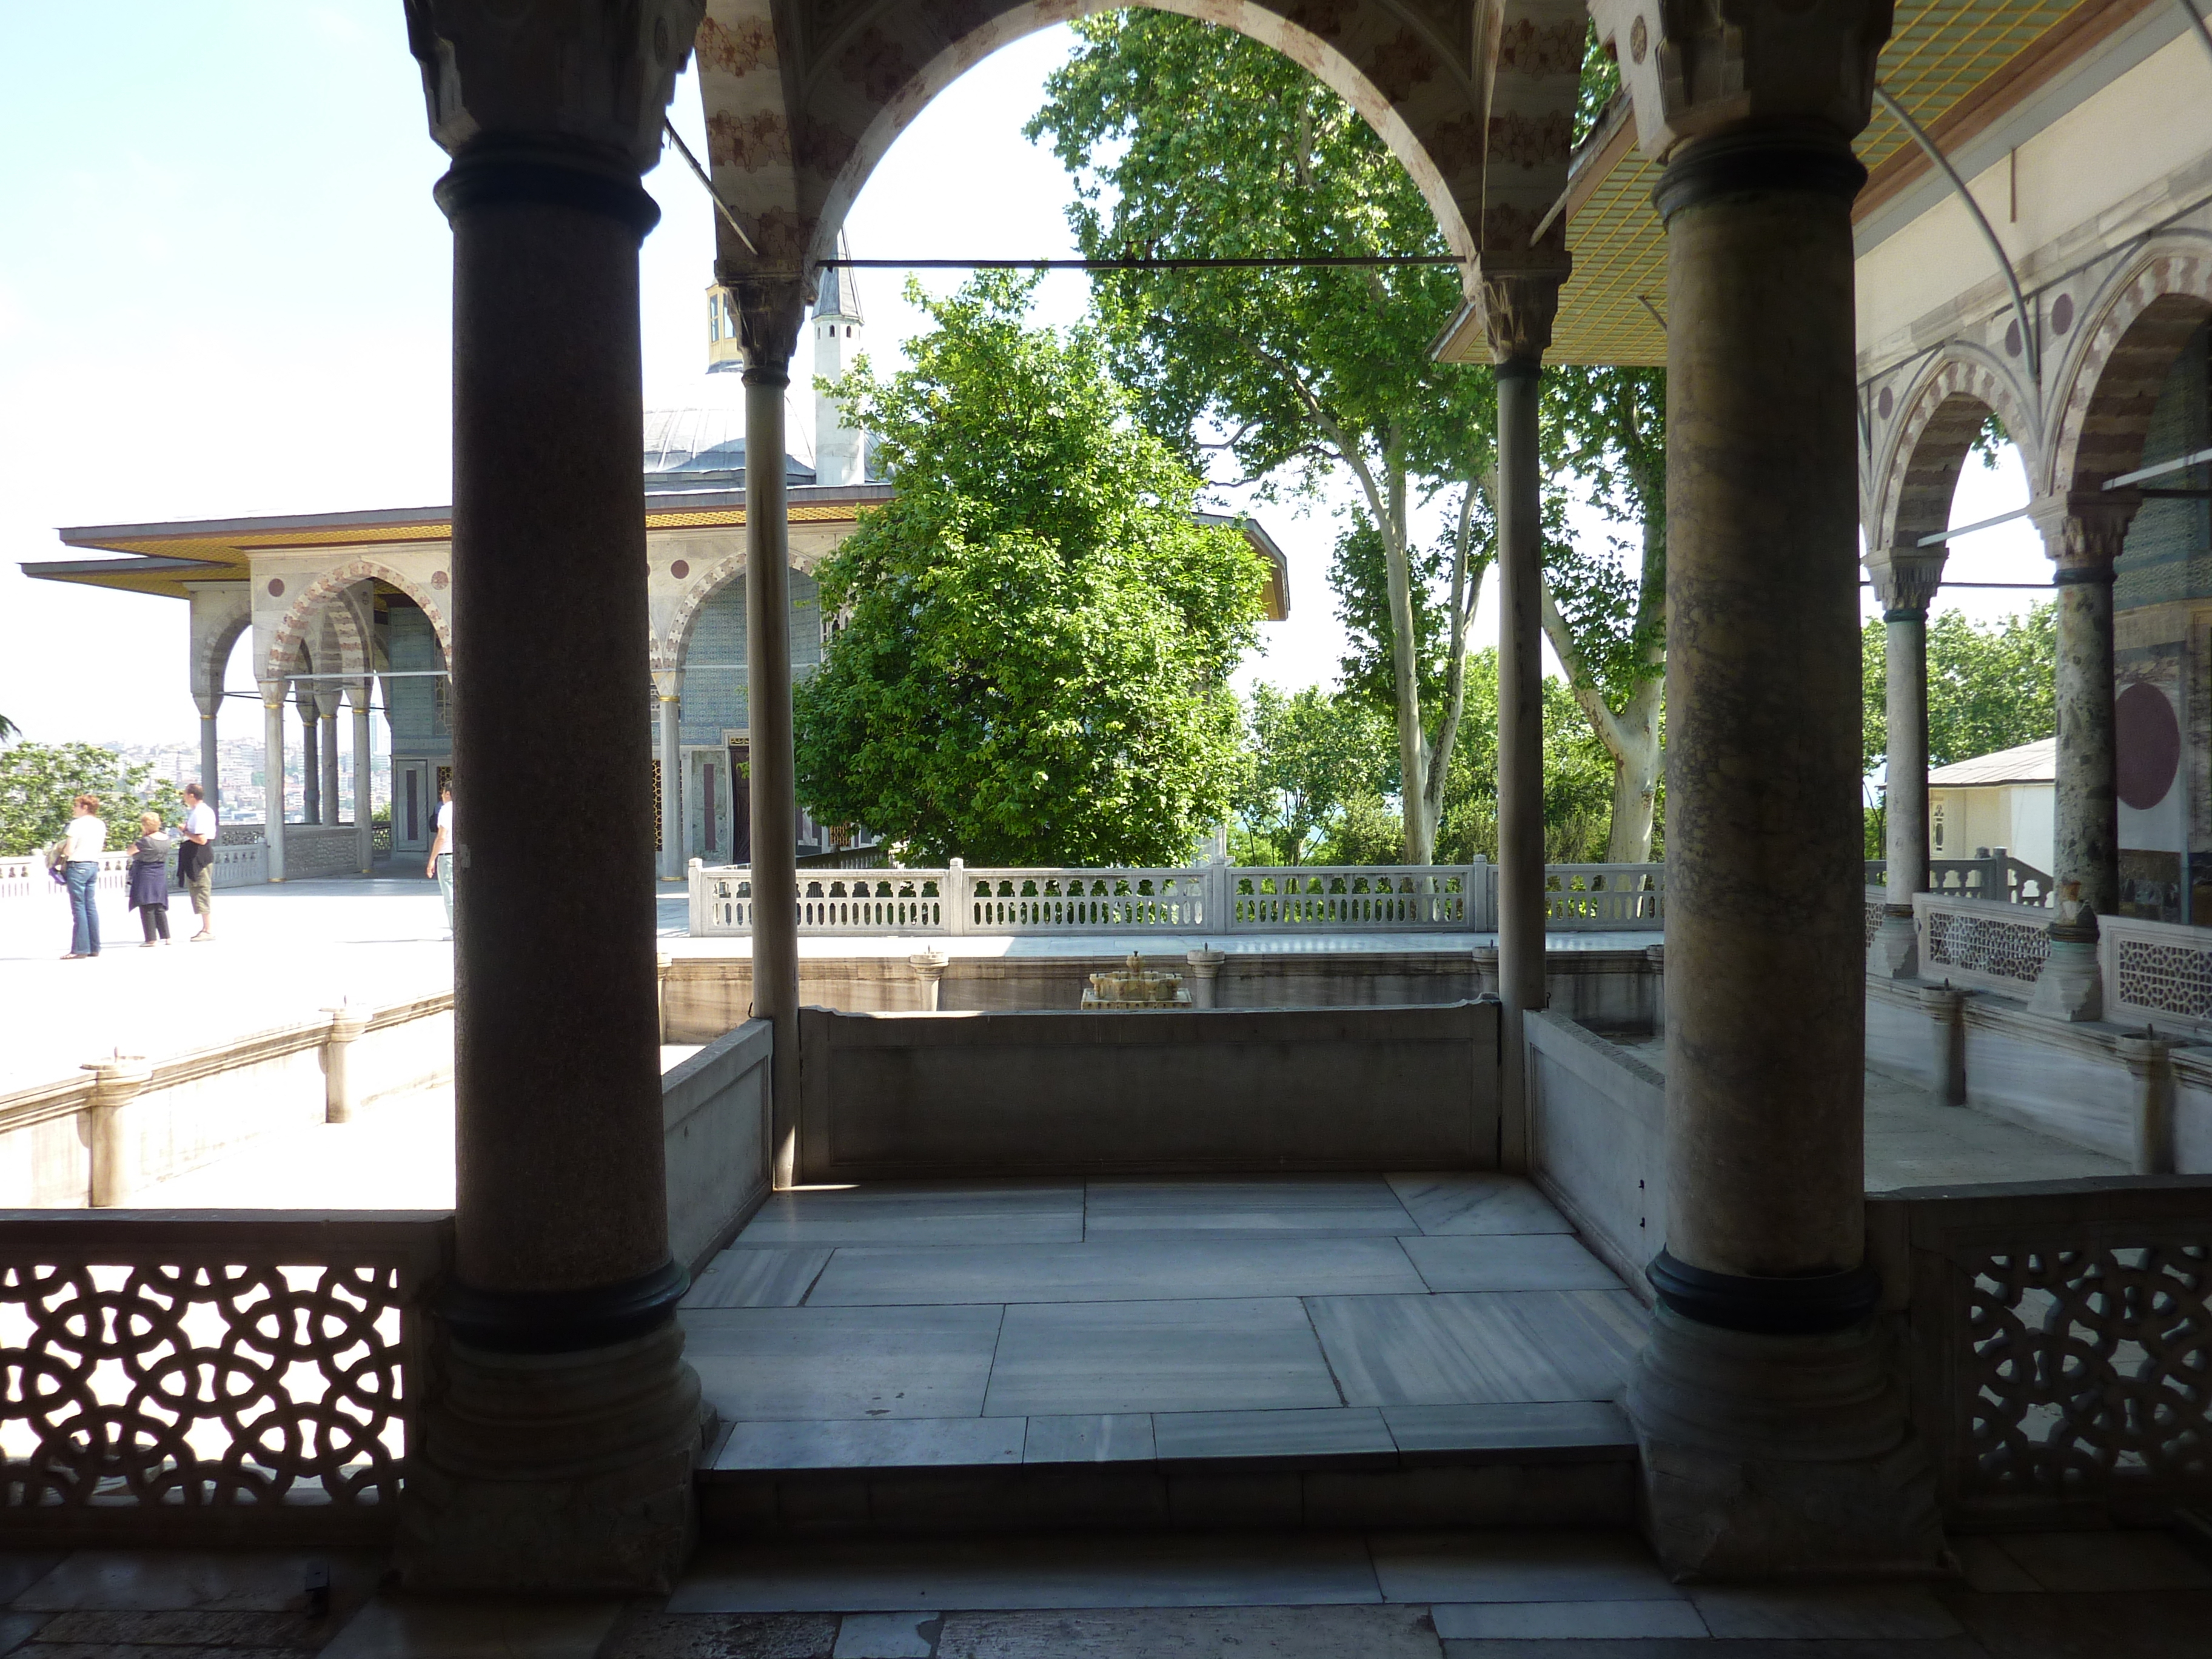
[178,782,218,941]
[129,811,173,947]
[59,794,106,959]
[426,781,454,936]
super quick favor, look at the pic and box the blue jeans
[65,862,100,956]
[435,853,454,931]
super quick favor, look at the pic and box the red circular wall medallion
[267,578,284,597]
[672,560,690,580]
[2117,681,2180,811]
[431,570,449,590]
[2051,293,2075,335]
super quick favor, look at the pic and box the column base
[1866,910,1919,980]
[398,1321,710,1594]
[2027,934,2102,1022]
[1627,1306,1945,1580]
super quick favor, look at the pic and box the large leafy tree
[1030,13,1494,865]
[793,275,1263,866]
[1862,602,2057,775]
[1233,683,1395,865]
[1,739,185,856]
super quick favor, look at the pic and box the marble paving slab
[1151,1406,1395,1466]
[682,1304,1004,1421]
[669,1533,1384,1612]
[1380,1399,1635,1455]
[1021,1414,1156,1464]
[1082,1177,1418,1236]
[1304,1291,1644,1407]
[683,1247,833,1309]
[1398,1232,1624,1294]
[731,1182,1084,1248]
[983,1298,1343,1416]
[804,1236,1428,1307]
[1369,1529,1680,1603]
[716,1416,1025,1471]
[1385,1173,1573,1236]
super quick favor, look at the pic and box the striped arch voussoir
[1877,354,2036,552]
[266,558,454,683]
[2053,250,2212,494]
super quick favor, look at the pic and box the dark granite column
[1594,0,1943,1578]
[396,0,706,1594]
[1863,547,1945,978]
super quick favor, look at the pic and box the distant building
[1926,737,2056,879]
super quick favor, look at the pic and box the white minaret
[812,238,866,487]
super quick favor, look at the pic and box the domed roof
[643,406,814,487]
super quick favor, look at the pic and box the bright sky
[0,3,2053,751]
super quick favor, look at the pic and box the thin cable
[2177,0,2212,72]
[819,255,1464,270]
[663,118,759,258]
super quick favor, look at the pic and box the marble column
[1594,0,1940,1578]
[258,680,287,881]
[2026,494,2137,1021]
[195,693,220,814]
[733,281,805,1188]
[1486,272,1563,1171]
[349,680,375,874]
[318,689,344,828]
[395,0,706,1595]
[1863,547,1946,979]
[655,669,683,880]
[298,689,321,826]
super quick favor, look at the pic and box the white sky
[0,4,2052,751]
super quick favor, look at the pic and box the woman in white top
[60,794,106,959]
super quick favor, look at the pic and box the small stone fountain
[1082,950,1191,1010]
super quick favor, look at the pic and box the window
[1931,799,1946,853]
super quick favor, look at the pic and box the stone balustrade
[688,857,1665,939]
[1865,853,2054,908]
[0,841,269,903]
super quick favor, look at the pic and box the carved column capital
[1478,268,1566,367]
[2030,491,2139,580]
[1591,0,1892,159]
[1863,546,1945,616]
[257,679,289,712]
[403,0,703,169]
[652,669,683,703]
[720,270,809,375]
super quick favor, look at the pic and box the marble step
[695,1399,1637,1537]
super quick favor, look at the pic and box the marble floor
[680,1174,1647,1481]
[5,1526,2211,1657]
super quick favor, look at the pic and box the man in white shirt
[179,783,219,942]
[426,783,455,937]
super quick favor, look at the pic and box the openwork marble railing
[1914,893,2053,994]
[1877,1178,2212,1524]
[689,859,1664,937]
[0,1212,449,1544]
[1867,854,2054,908]
[2100,915,2212,1034]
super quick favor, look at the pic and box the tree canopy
[1233,683,1395,865]
[1862,602,2057,777]
[1,740,186,856]
[1030,12,1493,865]
[792,275,1264,866]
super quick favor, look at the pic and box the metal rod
[2176,0,2212,74]
[818,255,1464,270]
[1916,504,2034,546]
[1635,294,1668,333]
[285,670,450,680]
[1874,84,2038,384]
[663,118,759,258]
[1860,580,2051,589]
[2105,444,2212,489]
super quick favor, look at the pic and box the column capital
[1476,268,1567,367]
[403,0,703,170]
[347,678,375,712]
[193,694,220,720]
[257,679,288,711]
[2030,491,2140,577]
[1590,0,1892,161]
[652,669,683,702]
[720,271,809,375]
[1863,546,1946,615]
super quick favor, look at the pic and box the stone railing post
[81,1051,152,1207]
[909,948,948,1011]
[1204,853,1231,933]
[1471,942,1500,1000]
[1922,984,1967,1105]
[946,858,970,937]
[323,1001,371,1124]
[1185,947,1226,1008]
[1469,856,1496,931]
[1644,943,1666,1038]
[2118,1033,2175,1175]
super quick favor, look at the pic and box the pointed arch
[2048,242,2212,495]
[265,557,454,683]
[1870,348,2042,552]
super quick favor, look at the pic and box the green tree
[1862,603,2057,776]
[1030,13,1495,865]
[793,275,1264,866]
[1432,652,1622,867]
[1234,684,1394,865]
[0,740,186,856]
